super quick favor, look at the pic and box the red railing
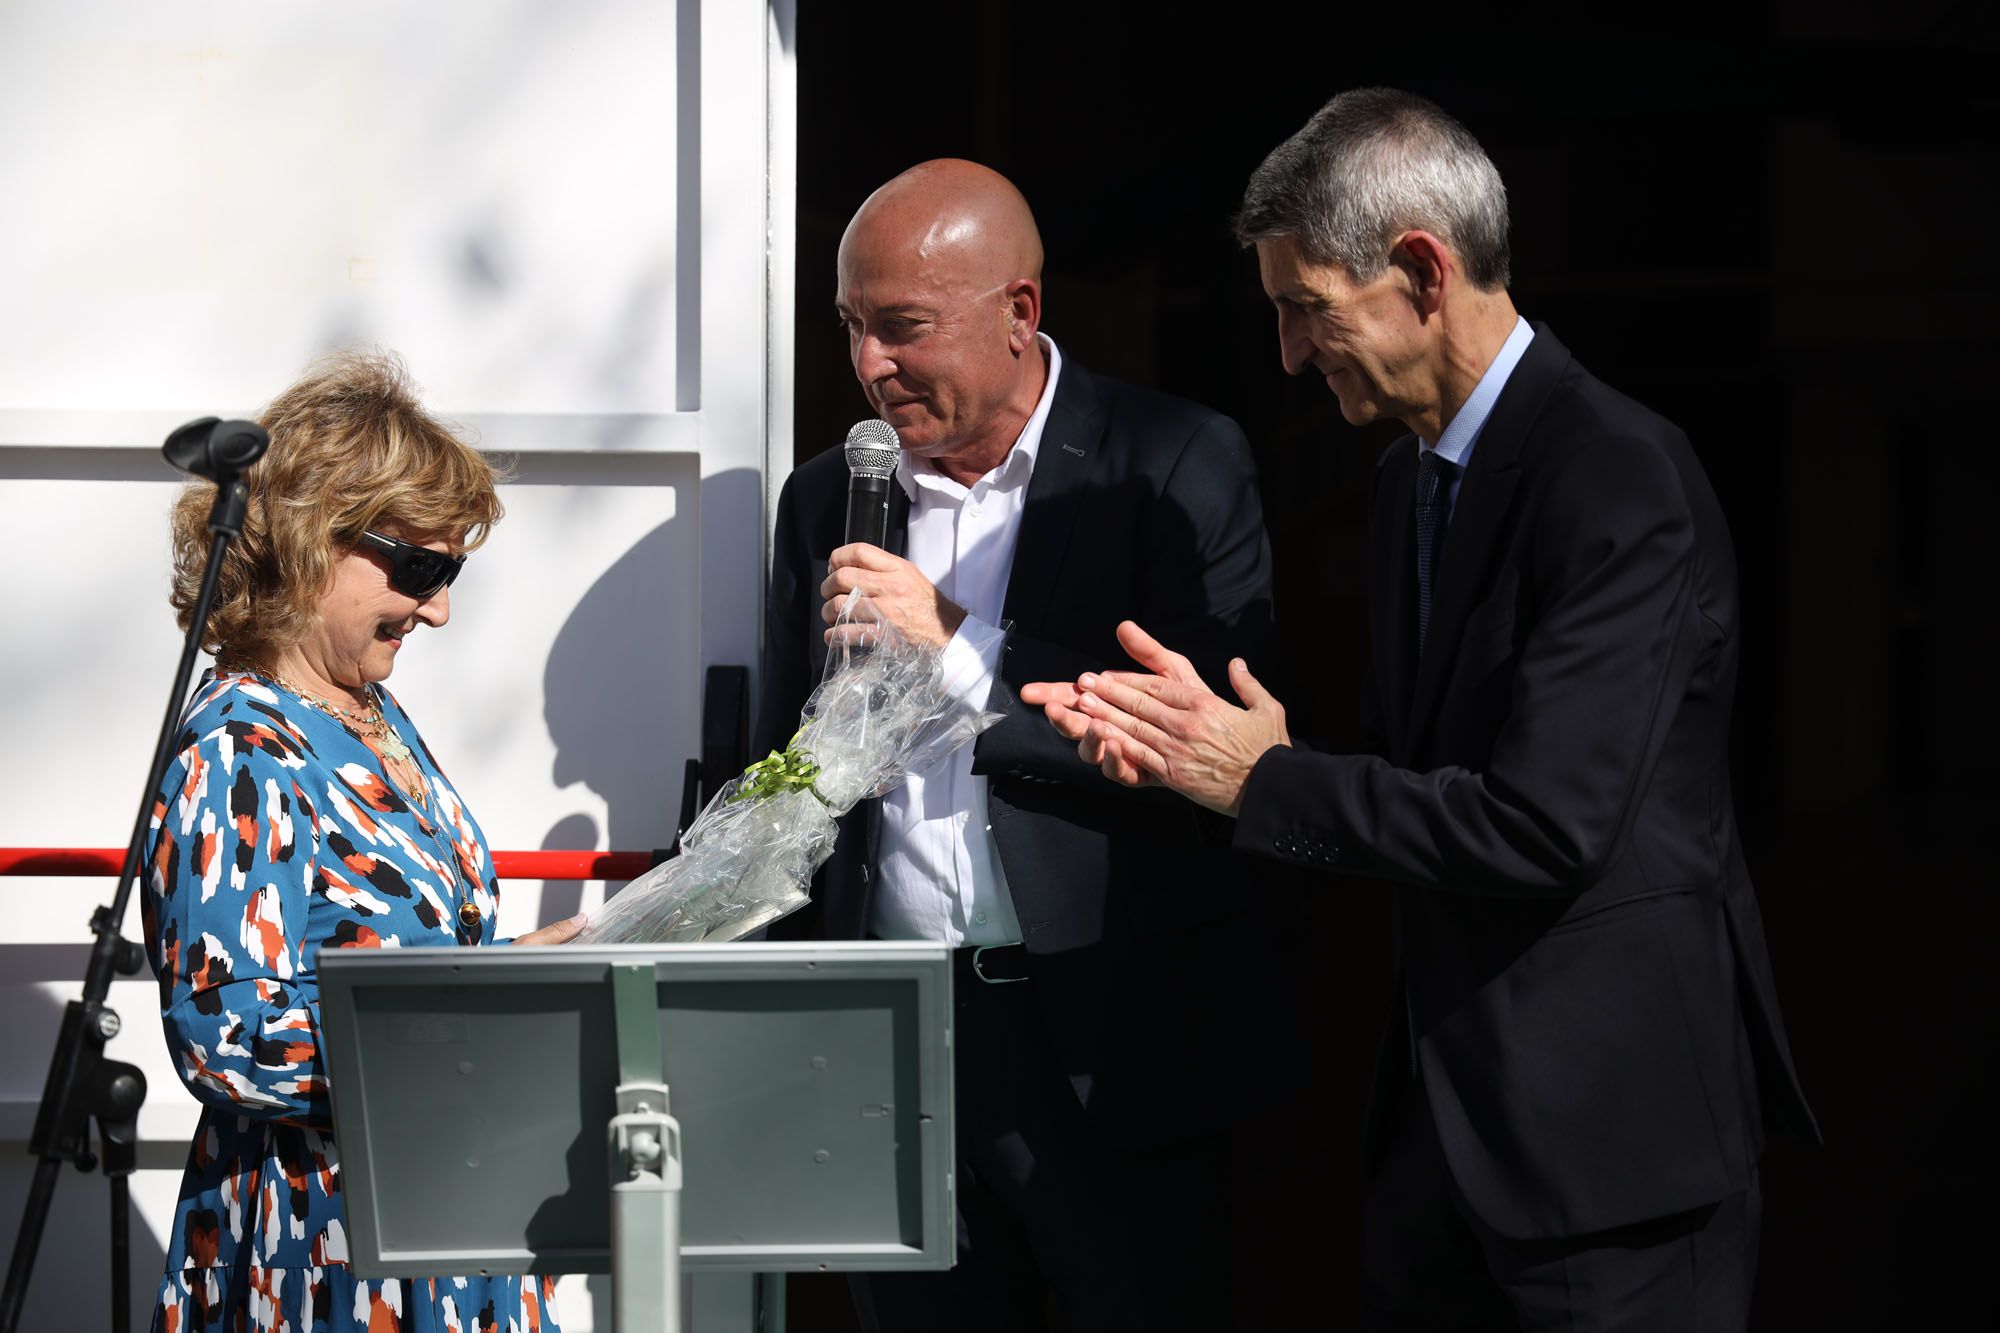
[0,847,654,881]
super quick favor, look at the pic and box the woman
[143,350,580,1333]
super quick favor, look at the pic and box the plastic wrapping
[576,594,1004,944]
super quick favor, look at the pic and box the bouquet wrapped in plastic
[576,594,1004,943]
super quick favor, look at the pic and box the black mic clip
[162,417,270,538]
[162,417,269,482]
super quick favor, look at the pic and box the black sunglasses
[356,530,466,599]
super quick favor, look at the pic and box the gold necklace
[263,672,425,803]
[253,672,472,928]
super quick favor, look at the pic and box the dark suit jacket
[1234,324,1819,1239]
[758,356,1300,1148]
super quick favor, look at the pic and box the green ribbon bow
[733,730,830,805]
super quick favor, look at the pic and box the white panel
[0,448,699,917]
[0,453,192,855]
[0,0,792,1326]
[0,0,686,417]
[766,0,801,558]
[0,409,705,455]
[694,0,778,675]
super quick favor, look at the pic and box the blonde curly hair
[169,350,504,667]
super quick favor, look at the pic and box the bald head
[841,159,1044,295]
[834,160,1051,483]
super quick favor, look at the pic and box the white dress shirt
[869,335,1064,946]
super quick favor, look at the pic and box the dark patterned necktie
[1415,450,1459,653]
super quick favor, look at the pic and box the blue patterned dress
[142,672,560,1333]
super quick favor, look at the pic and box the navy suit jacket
[757,358,1303,1148]
[1234,325,1819,1238]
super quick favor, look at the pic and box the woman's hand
[514,913,587,946]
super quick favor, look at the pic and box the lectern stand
[319,942,955,1333]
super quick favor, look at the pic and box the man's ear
[1005,278,1042,354]
[1389,231,1450,318]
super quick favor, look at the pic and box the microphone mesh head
[844,419,901,479]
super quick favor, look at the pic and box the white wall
[0,2,795,1329]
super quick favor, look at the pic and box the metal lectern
[318,942,955,1333]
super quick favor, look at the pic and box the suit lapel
[1001,361,1103,630]
[1405,325,1570,748]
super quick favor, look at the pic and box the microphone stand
[1,419,266,1333]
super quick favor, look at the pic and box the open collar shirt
[870,334,1063,946]
[1417,315,1535,518]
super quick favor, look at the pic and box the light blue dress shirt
[1419,315,1535,520]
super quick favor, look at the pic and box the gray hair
[1235,88,1511,291]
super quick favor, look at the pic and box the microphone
[163,417,270,481]
[843,419,900,547]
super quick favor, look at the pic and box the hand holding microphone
[823,419,966,650]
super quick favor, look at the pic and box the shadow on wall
[539,517,687,922]
[536,465,767,926]
[538,813,601,923]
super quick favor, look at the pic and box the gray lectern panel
[655,980,922,1249]
[319,943,953,1278]
[344,977,617,1271]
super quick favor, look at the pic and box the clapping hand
[1019,621,1291,815]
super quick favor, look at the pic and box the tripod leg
[109,1174,130,1333]
[95,1061,145,1333]
[0,1155,64,1333]
[5,443,245,1333]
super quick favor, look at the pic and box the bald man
[755,160,1297,1331]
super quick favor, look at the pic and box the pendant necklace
[263,672,425,806]
[257,671,481,934]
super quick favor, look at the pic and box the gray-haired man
[1027,88,1818,1330]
